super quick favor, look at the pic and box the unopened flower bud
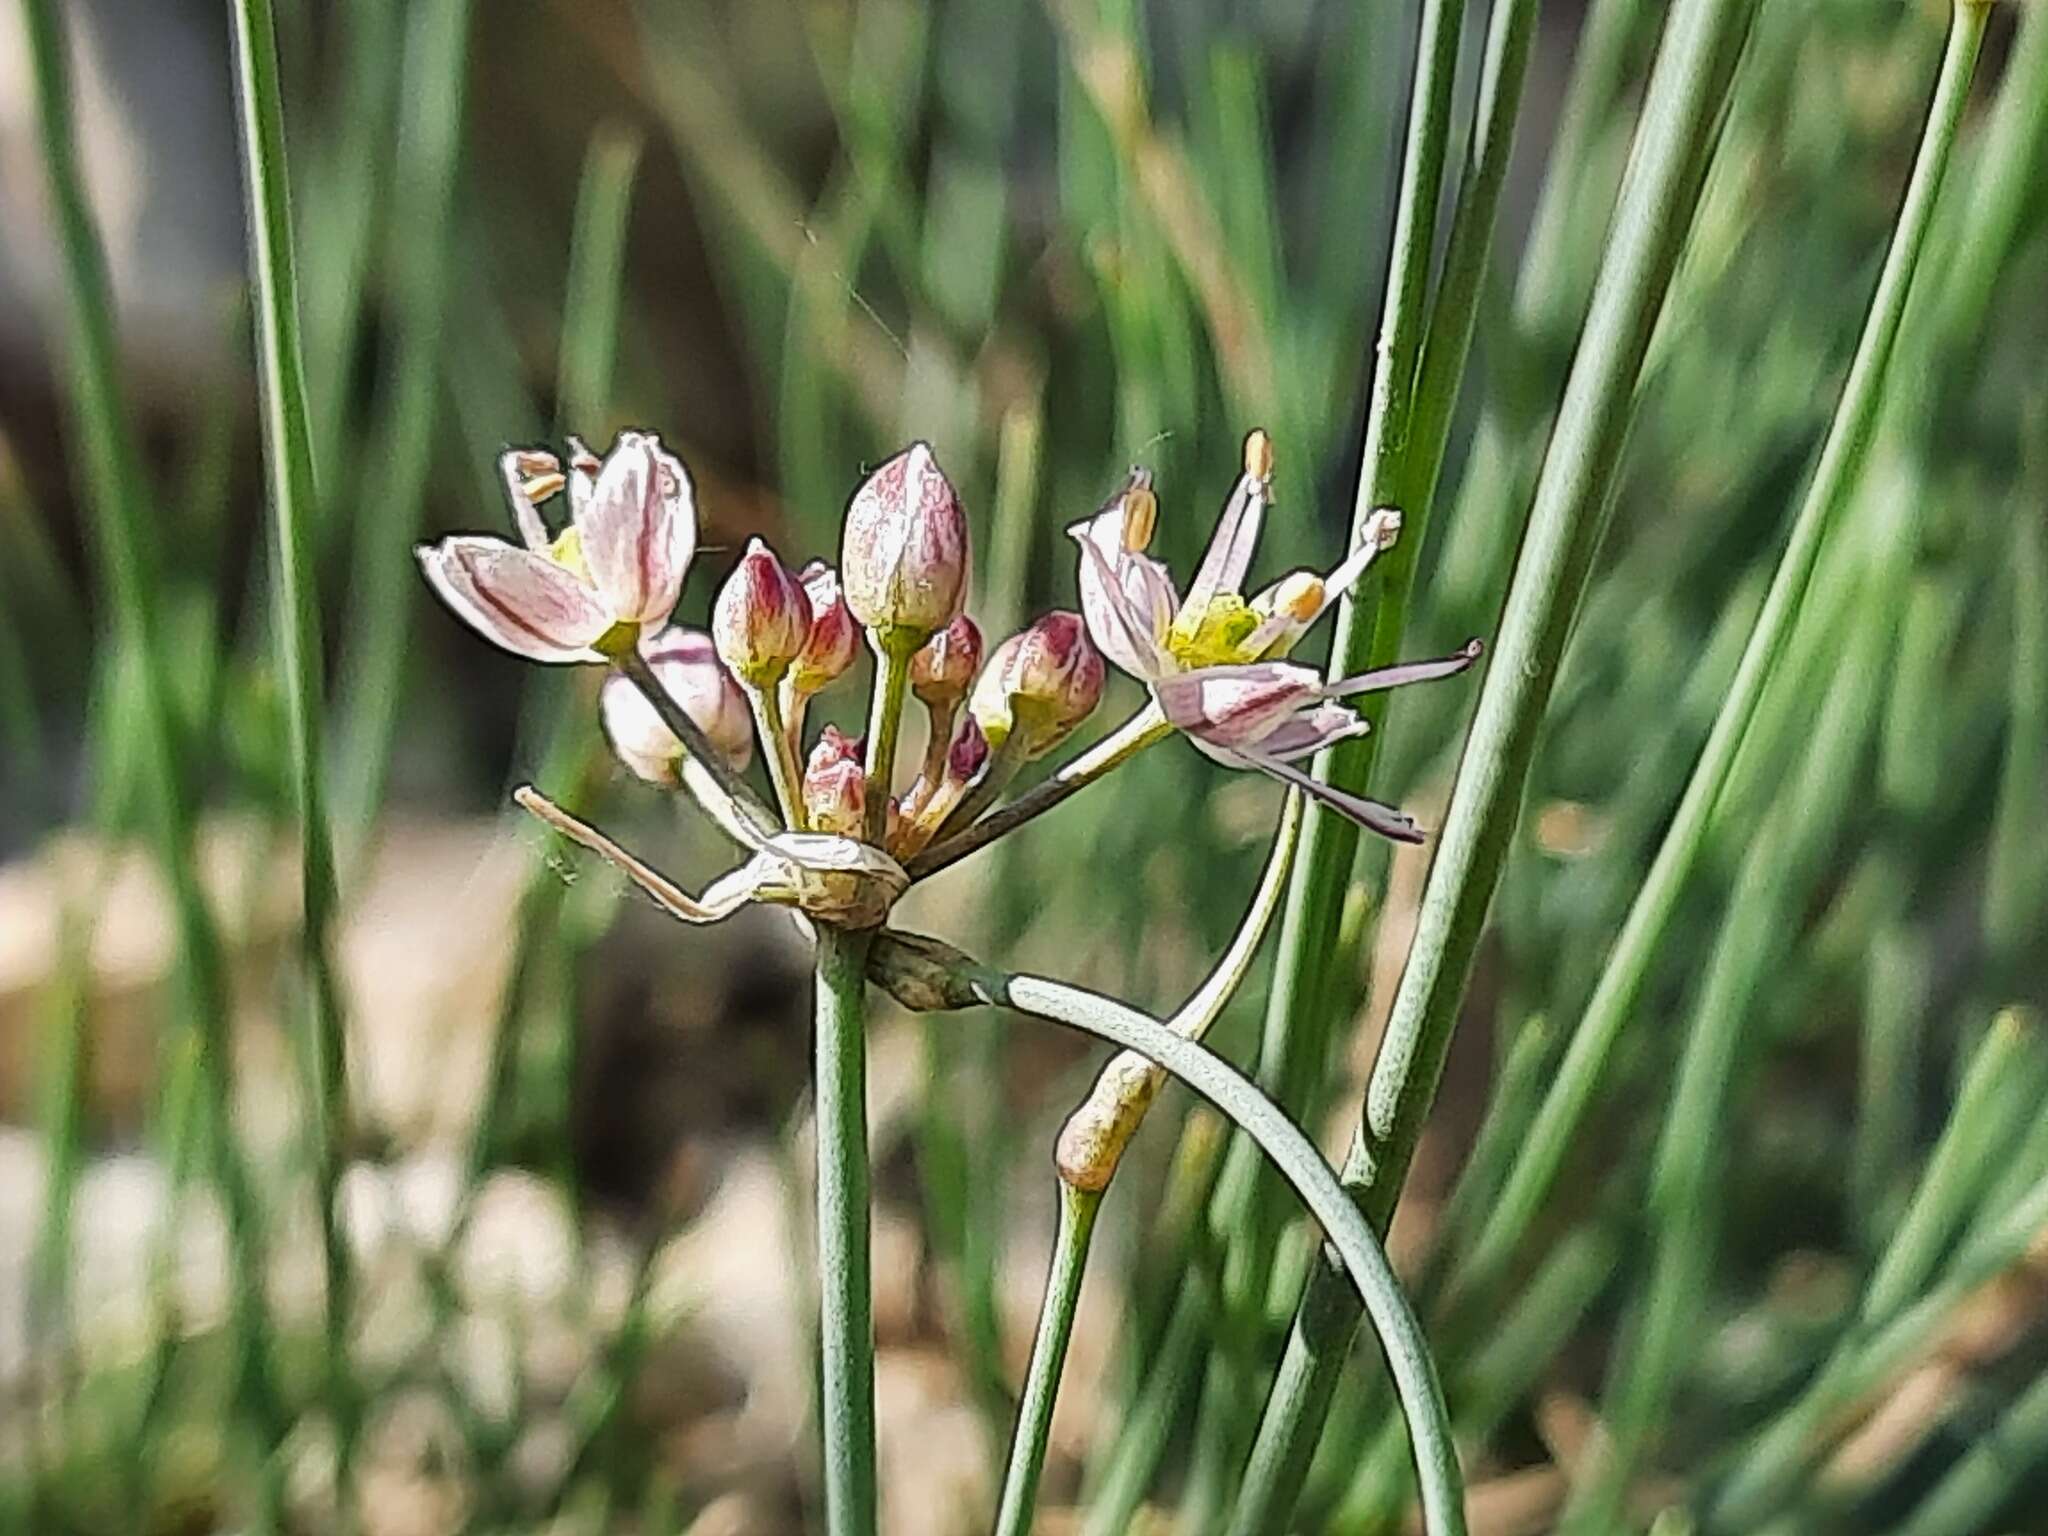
[600,628,753,784]
[947,714,989,784]
[713,537,812,687]
[841,442,970,646]
[788,562,860,697]
[803,725,867,835]
[910,615,984,710]
[969,611,1105,760]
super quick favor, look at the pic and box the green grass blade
[21,0,287,1476]
[226,0,356,1457]
[1449,0,1989,1319]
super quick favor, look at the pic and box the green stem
[1237,0,1758,1514]
[1450,0,1989,1319]
[1215,1,1540,1523]
[863,640,914,845]
[868,932,1466,1536]
[993,1184,1102,1536]
[815,925,878,1536]
[226,0,355,1454]
[332,0,472,855]
[751,683,807,827]
[23,0,286,1477]
[617,648,781,841]
[906,706,1171,879]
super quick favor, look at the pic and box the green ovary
[1166,594,1263,669]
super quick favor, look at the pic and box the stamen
[1122,479,1159,553]
[1243,428,1274,483]
[1270,571,1324,624]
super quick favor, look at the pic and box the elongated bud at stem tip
[969,612,1106,760]
[788,561,860,696]
[842,441,971,641]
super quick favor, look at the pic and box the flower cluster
[418,429,1478,928]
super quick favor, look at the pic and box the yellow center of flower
[549,525,592,583]
[1166,594,1263,668]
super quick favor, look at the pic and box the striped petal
[1071,509,1175,680]
[579,431,696,625]
[1153,662,1323,750]
[418,536,611,662]
[1327,639,1485,698]
[1227,748,1424,844]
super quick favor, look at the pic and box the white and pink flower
[419,432,696,662]
[1070,430,1480,840]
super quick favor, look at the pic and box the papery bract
[419,431,695,663]
[599,627,754,785]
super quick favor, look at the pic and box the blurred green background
[2,0,2046,1532]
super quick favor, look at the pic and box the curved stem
[992,1184,1102,1536]
[1450,0,1991,1322]
[815,926,878,1536]
[906,705,1170,880]
[617,647,780,841]
[867,933,1466,1536]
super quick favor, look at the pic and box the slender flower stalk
[993,1184,1100,1536]
[905,705,1173,879]
[990,791,1303,1536]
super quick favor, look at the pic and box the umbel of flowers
[418,425,1482,1536]
[418,427,1480,925]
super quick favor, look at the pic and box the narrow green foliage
[226,0,355,1458]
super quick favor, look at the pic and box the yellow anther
[1270,570,1325,624]
[1243,428,1274,482]
[1121,483,1159,552]
[521,470,568,504]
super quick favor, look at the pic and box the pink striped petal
[418,537,612,662]
[1327,639,1485,698]
[1072,513,1174,680]
[1153,662,1322,750]
[1255,702,1371,762]
[579,432,696,625]
[1177,468,1269,629]
[1229,749,1424,844]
